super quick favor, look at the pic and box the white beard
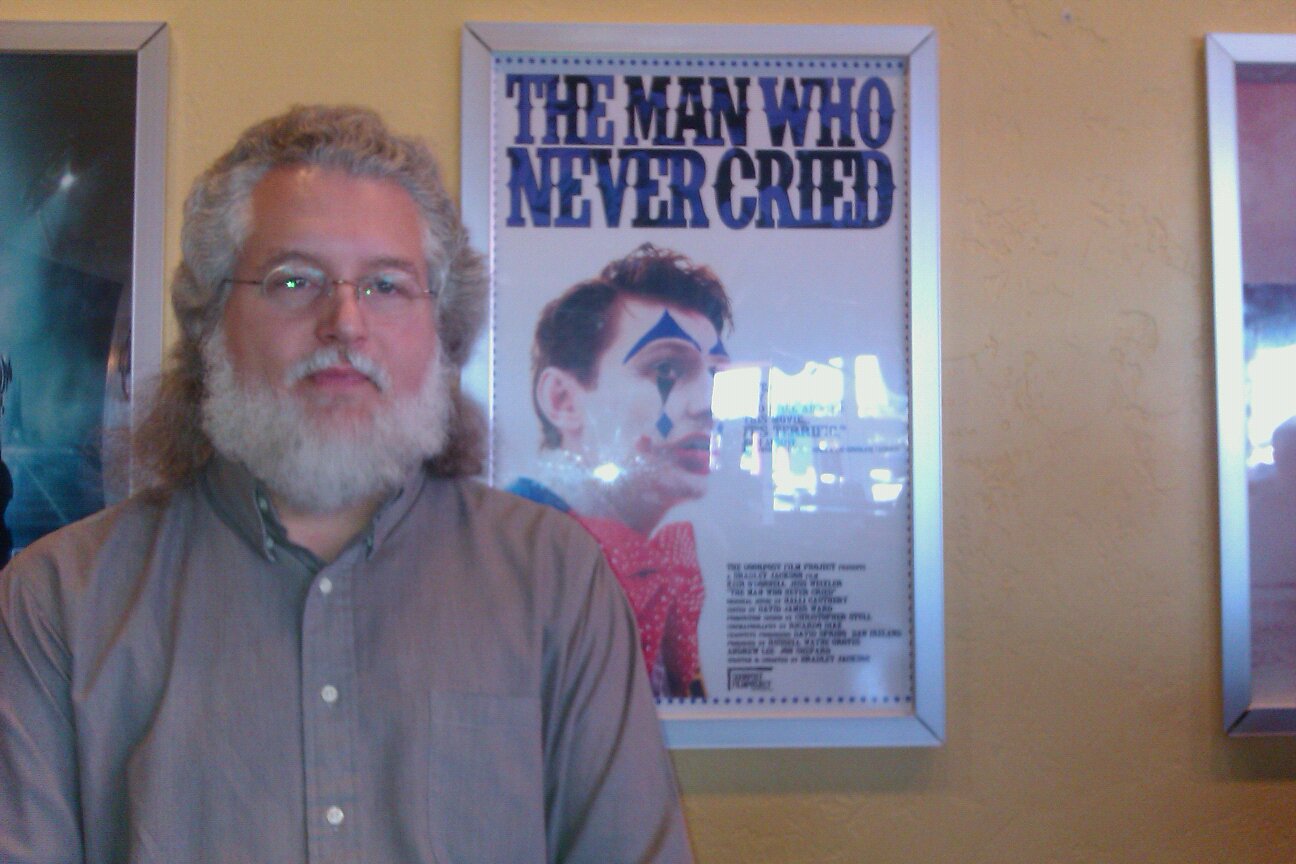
[200,329,451,513]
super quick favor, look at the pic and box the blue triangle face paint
[656,413,674,438]
[709,339,727,359]
[622,311,701,363]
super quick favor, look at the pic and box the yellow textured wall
[6,1,1296,860]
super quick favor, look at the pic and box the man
[508,245,733,700]
[0,106,691,863]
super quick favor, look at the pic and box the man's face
[207,165,448,511]
[220,164,438,430]
[569,297,726,504]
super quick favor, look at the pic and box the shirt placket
[301,558,361,863]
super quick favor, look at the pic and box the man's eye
[362,273,416,298]
[652,361,681,381]
[267,271,322,293]
[367,277,399,296]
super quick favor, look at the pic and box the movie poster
[0,51,137,567]
[468,29,937,740]
[1235,63,1296,710]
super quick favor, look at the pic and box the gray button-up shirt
[0,457,691,863]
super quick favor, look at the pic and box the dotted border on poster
[494,55,907,73]
[655,694,916,706]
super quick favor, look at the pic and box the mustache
[285,347,392,391]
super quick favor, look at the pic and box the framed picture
[0,21,166,567]
[1208,33,1296,735]
[462,22,942,747]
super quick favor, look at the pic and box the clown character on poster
[508,244,731,699]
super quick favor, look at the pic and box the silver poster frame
[462,21,942,748]
[1207,32,1296,735]
[0,20,167,494]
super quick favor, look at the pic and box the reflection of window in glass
[870,467,904,503]
[772,440,818,512]
[1247,344,1296,466]
[718,354,909,514]
[769,361,844,417]
[711,365,762,421]
[854,354,890,417]
[767,362,839,509]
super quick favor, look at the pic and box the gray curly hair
[136,105,488,488]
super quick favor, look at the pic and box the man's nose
[315,282,368,343]
[676,371,715,418]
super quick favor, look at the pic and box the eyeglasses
[225,263,436,316]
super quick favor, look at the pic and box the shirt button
[319,577,334,595]
[321,685,339,704]
[325,805,344,826]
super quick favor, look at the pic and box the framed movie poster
[1208,33,1296,735]
[0,21,166,568]
[462,22,942,747]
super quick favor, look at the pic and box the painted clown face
[562,297,727,509]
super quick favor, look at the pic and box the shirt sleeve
[542,545,694,864]
[0,556,85,864]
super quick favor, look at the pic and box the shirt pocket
[427,691,546,863]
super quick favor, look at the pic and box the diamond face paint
[654,367,677,438]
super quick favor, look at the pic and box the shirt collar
[201,454,430,570]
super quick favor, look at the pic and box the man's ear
[535,367,586,442]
